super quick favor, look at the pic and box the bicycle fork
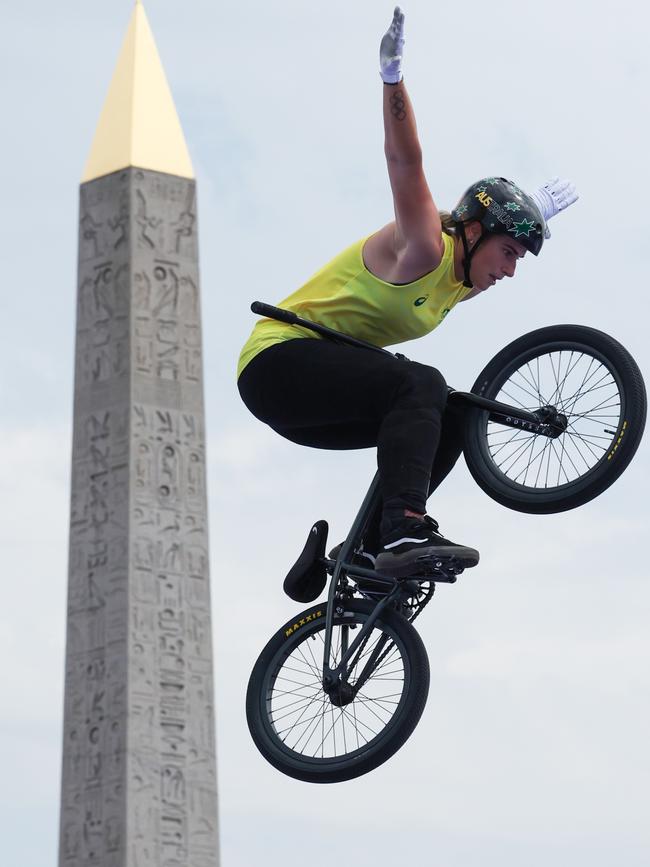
[321,586,405,703]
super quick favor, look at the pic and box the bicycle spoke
[271,691,324,725]
[552,435,582,480]
[523,359,551,405]
[497,432,539,476]
[558,367,614,413]
[485,347,624,490]
[265,613,409,762]
[351,697,361,751]
[282,697,329,751]
[500,379,546,408]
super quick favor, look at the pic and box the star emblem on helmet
[504,201,521,212]
[509,218,536,238]
[484,177,498,185]
[454,204,468,218]
[477,185,487,194]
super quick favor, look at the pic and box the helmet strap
[457,223,487,288]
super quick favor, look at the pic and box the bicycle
[245,301,647,783]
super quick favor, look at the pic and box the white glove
[380,7,405,84]
[531,177,579,237]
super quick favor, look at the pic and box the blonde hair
[440,211,459,237]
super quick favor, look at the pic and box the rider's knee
[400,362,447,410]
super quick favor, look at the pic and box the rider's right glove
[531,177,579,238]
[379,7,405,84]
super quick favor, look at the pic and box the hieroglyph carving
[60,169,217,867]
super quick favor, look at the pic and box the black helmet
[451,177,546,288]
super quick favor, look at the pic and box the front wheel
[246,599,430,783]
[463,324,646,514]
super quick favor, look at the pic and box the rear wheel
[246,599,429,783]
[463,325,646,513]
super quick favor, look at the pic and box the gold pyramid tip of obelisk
[82,1,194,182]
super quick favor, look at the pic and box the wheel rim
[483,343,624,491]
[263,613,409,763]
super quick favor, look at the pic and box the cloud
[446,633,650,686]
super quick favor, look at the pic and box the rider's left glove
[380,7,405,84]
[532,177,579,238]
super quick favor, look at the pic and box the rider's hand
[532,177,579,237]
[380,7,405,84]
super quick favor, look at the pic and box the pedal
[411,555,465,583]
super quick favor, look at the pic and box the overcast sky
[1,1,649,865]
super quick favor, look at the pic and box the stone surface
[59,167,219,867]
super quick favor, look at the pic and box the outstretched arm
[363,8,444,283]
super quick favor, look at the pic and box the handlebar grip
[250,301,298,324]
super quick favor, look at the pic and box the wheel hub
[535,404,568,438]
[326,682,355,707]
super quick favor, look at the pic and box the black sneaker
[375,516,479,577]
[328,542,377,568]
[328,541,394,598]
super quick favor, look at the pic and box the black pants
[237,338,465,544]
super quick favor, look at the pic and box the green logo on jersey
[414,295,429,307]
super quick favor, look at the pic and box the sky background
[1,0,649,864]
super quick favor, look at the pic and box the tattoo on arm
[390,90,407,121]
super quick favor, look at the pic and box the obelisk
[59,4,219,865]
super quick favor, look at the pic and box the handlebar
[250,301,299,326]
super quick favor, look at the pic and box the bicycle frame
[319,470,444,696]
[250,301,567,690]
[320,471,403,694]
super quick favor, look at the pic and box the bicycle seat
[283,520,329,602]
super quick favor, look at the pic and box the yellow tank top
[237,231,468,379]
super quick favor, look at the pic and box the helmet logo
[478,193,516,230]
[504,201,521,212]
[509,217,536,239]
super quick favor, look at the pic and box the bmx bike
[245,301,646,783]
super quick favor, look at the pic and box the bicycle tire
[463,324,646,514]
[246,598,429,783]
